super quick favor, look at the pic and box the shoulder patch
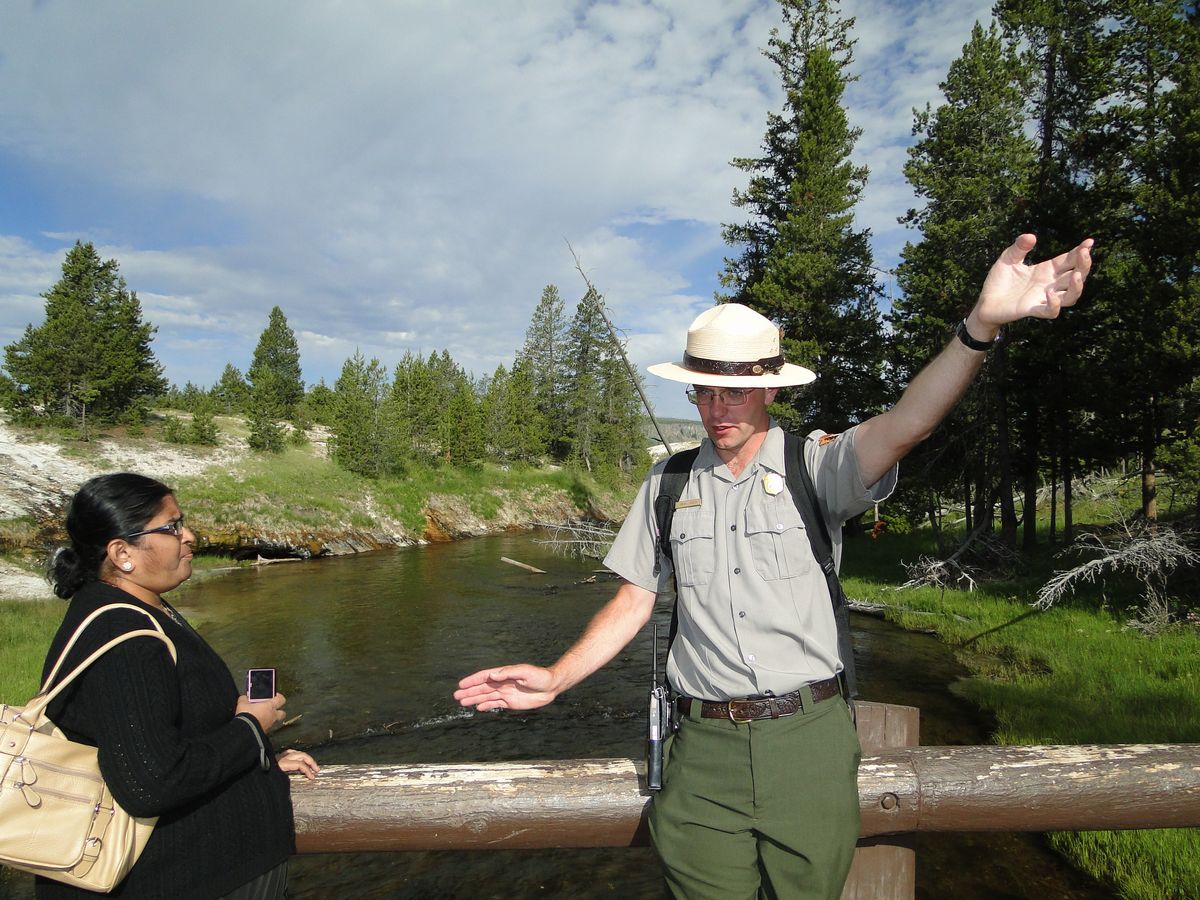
[818,433,840,446]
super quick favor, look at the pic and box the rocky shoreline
[0,419,612,601]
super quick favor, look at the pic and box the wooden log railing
[288,702,1200,900]
[290,744,1200,853]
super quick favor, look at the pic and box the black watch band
[955,318,998,351]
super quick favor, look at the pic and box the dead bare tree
[1035,518,1200,634]
[534,520,616,561]
[897,524,1020,592]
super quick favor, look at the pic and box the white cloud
[0,0,1001,419]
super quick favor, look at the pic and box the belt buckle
[727,699,755,723]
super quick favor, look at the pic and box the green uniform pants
[649,690,861,900]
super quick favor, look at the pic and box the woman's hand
[276,748,320,780]
[236,692,287,733]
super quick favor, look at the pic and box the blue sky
[0,0,995,421]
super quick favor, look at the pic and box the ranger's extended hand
[972,234,1093,330]
[454,664,560,711]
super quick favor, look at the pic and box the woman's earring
[121,562,133,571]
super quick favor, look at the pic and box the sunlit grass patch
[0,599,63,701]
[175,447,374,531]
[370,462,617,534]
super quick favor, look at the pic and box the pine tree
[563,288,607,469]
[384,352,437,463]
[482,358,549,464]
[519,285,570,458]
[991,0,1117,545]
[246,375,284,453]
[561,287,647,472]
[594,350,649,473]
[892,22,1037,540]
[720,1,886,434]
[481,365,511,459]
[3,242,164,428]
[1083,0,1200,522]
[299,379,337,428]
[214,363,250,414]
[187,394,220,446]
[248,306,304,419]
[1155,6,1200,519]
[438,380,485,466]
[332,351,388,476]
[504,356,547,462]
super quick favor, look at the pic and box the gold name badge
[675,498,702,510]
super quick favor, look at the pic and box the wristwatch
[955,318,999,351]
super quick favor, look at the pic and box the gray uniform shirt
[603,422,897,700]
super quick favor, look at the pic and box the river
[3,532,1117,899]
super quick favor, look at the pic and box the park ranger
[456,233,1093,899]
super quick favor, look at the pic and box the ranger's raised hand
[969,234,1094,337]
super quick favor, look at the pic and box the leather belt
[676,676,843,723]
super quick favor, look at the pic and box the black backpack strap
[653,446,699,663]
[653,447,700,577]
[783,431,858,698]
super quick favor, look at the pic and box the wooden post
[841,700,919,900]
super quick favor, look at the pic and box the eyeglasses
[686,387,755,407]
[124,516,187,540]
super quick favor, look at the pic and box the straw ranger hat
[647,303,816,387]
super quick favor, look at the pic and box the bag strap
[41,602,175,689]
[22,604,178,725]
[653,446,700,577]
[783,431,856,697]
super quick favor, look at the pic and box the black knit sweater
[34,581,294,899]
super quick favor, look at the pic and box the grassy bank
[840,531,1200,900]
[0,414,635,547]
[171,447,629,537]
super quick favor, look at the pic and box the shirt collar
[695,419,785,481]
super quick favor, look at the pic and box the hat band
[682,352,785,378]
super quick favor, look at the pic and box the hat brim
[647,361,816,387]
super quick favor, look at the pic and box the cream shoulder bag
[0,603,178,892]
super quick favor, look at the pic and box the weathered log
[499,556,547,574]
[291,743,1200,853]
[860,742,1200,834]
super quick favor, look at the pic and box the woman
[39,473,318,899]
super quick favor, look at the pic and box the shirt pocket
[669,506,714,587]
[745,498,811,581]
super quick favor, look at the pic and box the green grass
[0,515,39,546]
[172,447,633,539]
[0,599,63,701]
[174,447,377,532]
[841,528,1200,900]
[370,462,628,534]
